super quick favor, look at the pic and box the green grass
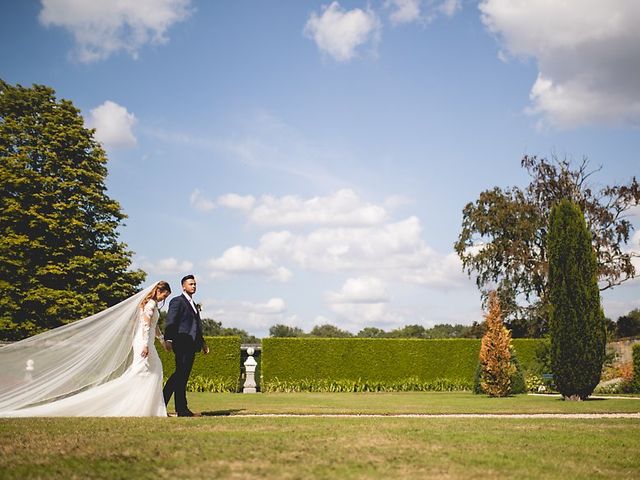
[1,393,639,479]
[180,391,640,416]
[1,416,638,479]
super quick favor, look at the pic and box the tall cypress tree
[548,199,606,400]
[0,80,145,340]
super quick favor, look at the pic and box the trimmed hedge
[511,339,542,371]
[155,336,241,392]
[262,338,542,391]
[633,343,640,392]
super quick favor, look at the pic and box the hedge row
[633,343,640,391]
[511,338,542,371]
[155,336,241,392]
[261,338,542,390]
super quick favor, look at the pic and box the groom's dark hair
[181,274,195,285]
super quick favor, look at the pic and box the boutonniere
[196,303,202,312]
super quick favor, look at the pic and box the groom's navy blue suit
[163,293,205,415]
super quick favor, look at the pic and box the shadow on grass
[201,409,246,416]
[552,397,607,402]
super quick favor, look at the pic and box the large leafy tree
[269,324,306,338]
[0,80,145,340]
[615,309,640,339]
[548,199,606,400]
[309,324,353,338]
[455,156,639,336]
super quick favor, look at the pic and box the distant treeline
[159,307,640,344]
[268,322,486,339]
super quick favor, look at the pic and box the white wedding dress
[0,286,167,417]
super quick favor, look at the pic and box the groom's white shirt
[182,292,197,313]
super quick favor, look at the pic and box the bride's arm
[140,300,155,357]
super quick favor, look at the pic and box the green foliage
[532,337,553,374]
[262,338,479,387]
[510,338,544,373]
[525,374,545,393]
[157,336,241,392]
[262,338,542,392]
[263,377,473,393]
[632,343,640,393]
[548,199,606,400]
[201,318,259,343]
[385,323,486,339]
[510,355,526,394]
[0,80,145,340]
[271,322,486,339]
[356,327,387,338]
[615,309,640,338]
[473,363,483,394]
[269,324,306,337]
[455,156,640,335]
[309,324,353,337]
[386,324,429,338]
[186,375,238,393]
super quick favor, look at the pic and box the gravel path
[528,393,640,400]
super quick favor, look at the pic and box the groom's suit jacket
[164,294,205,350]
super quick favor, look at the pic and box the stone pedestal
[243,347,257,393]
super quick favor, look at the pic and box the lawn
[1,393,639,479]
[182,391,640,416]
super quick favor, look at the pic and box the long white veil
[0,283,157,414]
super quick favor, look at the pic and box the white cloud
[386,0,461,25]
[247,189,388,227]
[479,0,640,128]
[217,193,256,211]
[304,2,381,62]
[87,100,137,149]
[383,194,413,210]
[256,217,466,288]
[200,297,289,332]
[190,189,216,212]
[324,279,407,331]
[39,0,191,62]
[387,0,421,25]
[207,245,292,282]
[328,302,407,331]
[138,257,193,275]
[207,190,466,287]
[262,217,464,287]
[326,276,390,304]
[438,0,461,17]
[629,230,640,274]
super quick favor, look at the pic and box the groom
[163,274,208,417]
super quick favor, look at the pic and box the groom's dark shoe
[177,409,195,417]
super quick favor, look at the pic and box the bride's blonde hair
[139,281,171,309]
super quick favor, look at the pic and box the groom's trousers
[163,334,196,414]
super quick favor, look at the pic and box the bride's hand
[141,346,149,358]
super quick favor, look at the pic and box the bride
[0,281,171,417]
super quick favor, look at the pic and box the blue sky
[1,0,638,336]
